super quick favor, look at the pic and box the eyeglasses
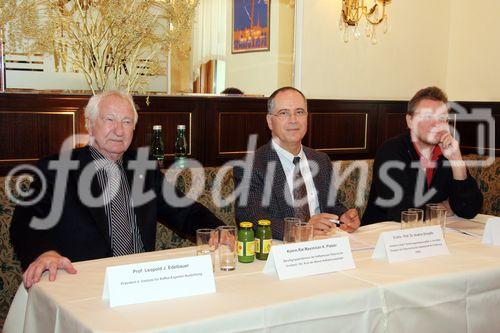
[271,109,308,119]
[415,114,451,123]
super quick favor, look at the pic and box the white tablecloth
[5,215,500,333]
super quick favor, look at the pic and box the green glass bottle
[255,219,272,260]
[151,125,164,168]
[174,124,187,168]
[238,222,255,263]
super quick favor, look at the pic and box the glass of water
[408,208,424,227]
[401,211,418,230]
[425,203,441,225]
[283,217,300,243]
[196,228,218,270]
[218,226,237,271]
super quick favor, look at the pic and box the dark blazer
[233,141,347,239]
[10,146,223,270]
[362,132,483,225]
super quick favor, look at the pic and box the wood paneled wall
[0,92,497,175]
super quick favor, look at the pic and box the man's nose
[114,121,124,135]
[288,112,298,122]
[430,118,441,127]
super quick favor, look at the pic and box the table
[5,215,500,333]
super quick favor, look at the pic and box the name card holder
[482,217,500,246]
[263,237,355,280]
[102,255,215,307]
[372,225,449,263]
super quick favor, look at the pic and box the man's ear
[86,118,93,136]
[405,114,413,130]
[266,114,273,131]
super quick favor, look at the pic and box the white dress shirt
[272,139,320,217]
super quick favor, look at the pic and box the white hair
[84,90,138,131]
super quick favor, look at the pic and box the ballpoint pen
[329,218,343,226]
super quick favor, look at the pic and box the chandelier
[339,0,391,44]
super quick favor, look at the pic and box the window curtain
[191,0,227,83]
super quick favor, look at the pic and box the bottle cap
[153,125,162,130]
[177,124,186,130]
[258,219,271,226]
[239,222,253,228]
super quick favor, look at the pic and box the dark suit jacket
[10,146,223,270]
[233,141,347,239]
[362,132,483,225]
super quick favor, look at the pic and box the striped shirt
[88,146,144,255]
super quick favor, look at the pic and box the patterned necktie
[108,163,135,256]
[292,156,310,222]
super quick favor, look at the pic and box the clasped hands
[308,208,360,236]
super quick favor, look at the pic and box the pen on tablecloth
[329,218,343,226]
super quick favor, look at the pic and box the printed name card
[263,237,355,280]
[482,217,500,246]
[102,255,215,307]
[372,225,449,263]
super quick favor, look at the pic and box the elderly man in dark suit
[11,90,223,288]
[234,87,360,239]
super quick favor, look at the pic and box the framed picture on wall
[232,0,270,53]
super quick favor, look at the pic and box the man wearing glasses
[362,86,483,224]
[234,87,360,240]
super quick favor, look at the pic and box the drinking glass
[430,206,448,232]
[218,226,237,271]
[425,203,441,225]
[401,211,418,230]
[294,222,313,242]
[196,228,218,270]
[283,217,300,243]
[408,208,424,227]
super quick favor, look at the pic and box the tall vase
[0,40,5,92]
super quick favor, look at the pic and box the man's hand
[339,209,360,232]
[23,251,77,289]
[308,213,337,236]
[440,199,455,217]
[438,131,461,161]
[438,131,466,180]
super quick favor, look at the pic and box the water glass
[425,203,441,225]
[218,226,237,271]
[283,217,300,243]
[401,211,418,230]
[408,208,424,227]
[430,206,448,232]
[196,228,218,269]
[294,222,313,242]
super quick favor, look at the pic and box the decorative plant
[1,0,198,94]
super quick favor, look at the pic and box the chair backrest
[463,154,500,216]
[0,177,25,328]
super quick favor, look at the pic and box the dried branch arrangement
[1,0,198,93]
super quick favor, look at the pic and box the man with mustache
[234,87,360,239]
[362,86,483,224]
[11,91,224,288]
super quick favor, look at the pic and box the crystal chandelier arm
[342,0,363,26]
[365,1,387,25]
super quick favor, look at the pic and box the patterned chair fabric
[156,167,236,251]
[0,177,26,329]
[0,155,497,328]
[464,154,500,217]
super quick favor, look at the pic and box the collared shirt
[88,145,144,254]
[272,139,320,217]
[412,142,443,188]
